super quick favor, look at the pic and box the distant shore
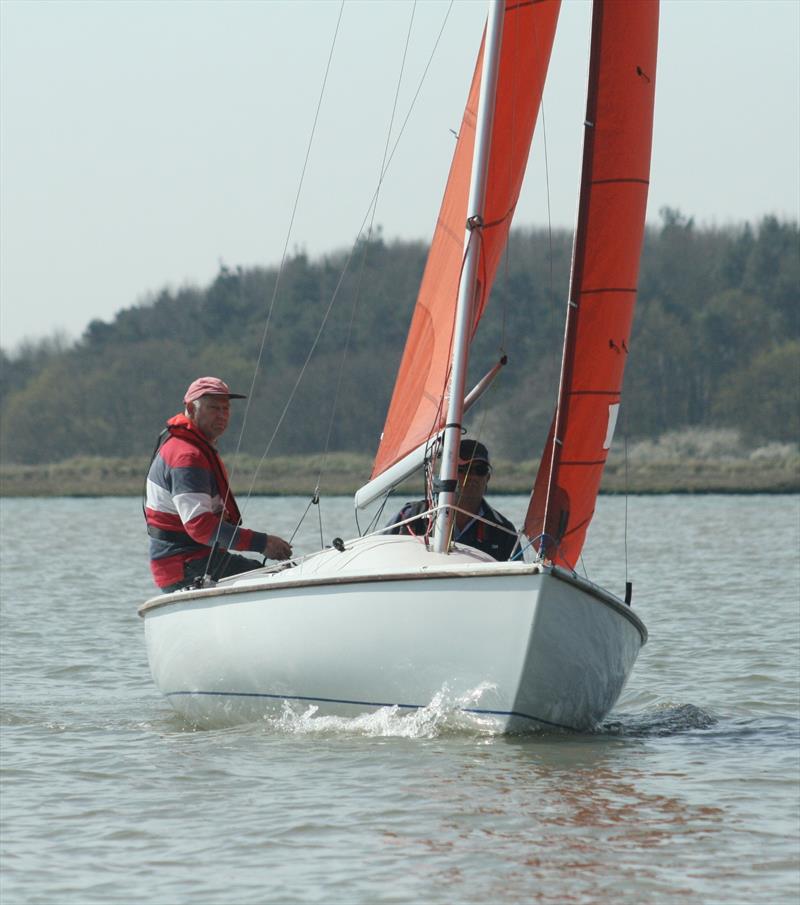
[1,449,797,497]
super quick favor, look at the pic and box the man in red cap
[385,438,517,561]
[144,376,292,592]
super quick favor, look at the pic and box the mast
[433,0,505,553]
[355,357,506,510]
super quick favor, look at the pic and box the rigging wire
[292,2,418,546]
[498,0,522,357]
[443,376,497,553]
[360,491,392,537]
[204,1,346,571]
[540,103,557,346]
[314,1,418,500]
[236,2,346,454]
[286,489,325,550]
[624,408,630,586]
[525,5,564,563]
[413,225,472,489]
[533,91,562,555]
[241,1,456,513]
[386,220,478,551]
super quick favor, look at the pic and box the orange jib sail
[371,0,561,480]
[525,0,659,569]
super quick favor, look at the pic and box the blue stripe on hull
[164,689,574,730]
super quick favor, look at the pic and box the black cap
[458,439,490,465]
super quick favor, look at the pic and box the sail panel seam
[507,0,550,13]
[579,287,637,294]
[590,177,650,186]
[566,390,622,396]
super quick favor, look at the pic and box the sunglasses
[458,462,491,477]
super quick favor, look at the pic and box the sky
[1,0,798,351]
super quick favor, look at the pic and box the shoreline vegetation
[2,432,797,497]
[3,219,798,476]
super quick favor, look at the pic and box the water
[1,494,798,904]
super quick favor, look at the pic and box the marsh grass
[603,429,799,493]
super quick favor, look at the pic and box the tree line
[1,211,797,466]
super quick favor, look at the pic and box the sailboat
[139,0,659,732]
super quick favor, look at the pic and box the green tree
[714,341,800,443]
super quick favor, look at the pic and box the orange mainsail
[371,0,561,480]
[525,1,659,568]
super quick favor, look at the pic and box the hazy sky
[1,0,798,351]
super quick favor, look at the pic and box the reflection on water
[352,724,733,903]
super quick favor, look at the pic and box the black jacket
[385,499,518,561]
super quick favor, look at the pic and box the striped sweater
[144,414,267,588]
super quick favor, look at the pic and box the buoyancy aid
[144,414,242,544]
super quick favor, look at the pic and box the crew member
[145,376,292,592]
[385,439,517,561]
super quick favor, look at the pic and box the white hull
[139,536,646,732]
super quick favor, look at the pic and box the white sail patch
[603,403,620,450]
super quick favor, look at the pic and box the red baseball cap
[183,376,247,405]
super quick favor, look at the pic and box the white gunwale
[138,556,647,645]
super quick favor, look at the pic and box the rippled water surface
[2,494,799,904]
